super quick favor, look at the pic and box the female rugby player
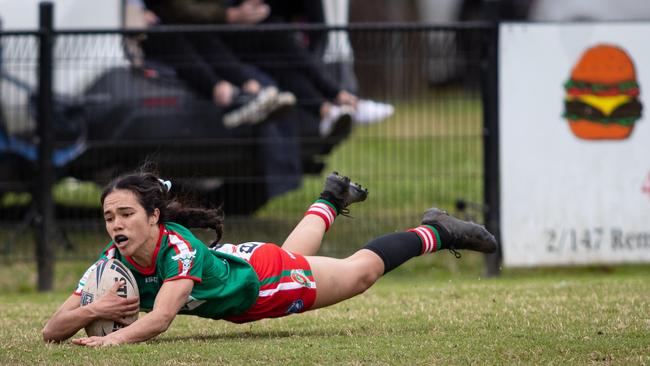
[42,170,497,346]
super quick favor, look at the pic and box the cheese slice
[567,95,632,116]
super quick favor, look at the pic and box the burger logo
[563,44,642,140]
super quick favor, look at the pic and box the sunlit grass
[1,262,648,365]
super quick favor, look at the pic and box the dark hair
[100,170,224,244]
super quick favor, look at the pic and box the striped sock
[407,225,443,254]
[305,199,338,231]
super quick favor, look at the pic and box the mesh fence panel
[0,25,489,262]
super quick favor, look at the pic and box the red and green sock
[363,225,448,274]
[305,199,338,231]
[408,224,448,254]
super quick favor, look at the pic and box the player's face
[103,189,159,258]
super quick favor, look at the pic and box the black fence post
[36,1,55,291]
[482,0,502,277]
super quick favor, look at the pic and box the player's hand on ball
[90,280,140,322]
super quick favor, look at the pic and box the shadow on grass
[153,328,345,344]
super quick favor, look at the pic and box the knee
[351,267,382,295]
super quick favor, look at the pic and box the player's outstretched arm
[42,281,140,342]
[72,278,194,346]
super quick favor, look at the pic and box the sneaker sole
[264,93,296,121]
[323,113,353,143]
[223,87,279,128]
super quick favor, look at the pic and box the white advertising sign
[500,22,650,266]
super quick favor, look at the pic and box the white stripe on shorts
[258,281,316,297]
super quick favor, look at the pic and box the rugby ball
[80,259,139,337]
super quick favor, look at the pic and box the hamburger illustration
[563,44,642,140]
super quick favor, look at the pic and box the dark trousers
[142,33,301,200]
[220,23,341,117]
[142,31,256,97]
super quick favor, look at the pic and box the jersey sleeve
[72,243,116,295]
[162,230,204,283]
[73,261,100,296]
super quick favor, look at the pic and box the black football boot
[319,171,368,216]
[421,207,497,257]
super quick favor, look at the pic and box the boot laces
[448,248,462,259]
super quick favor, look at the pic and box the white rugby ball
[80,258,139,337]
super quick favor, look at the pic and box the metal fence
[0,4,499,288]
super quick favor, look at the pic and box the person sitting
[264,0,396,128]
[137,0,296,128]
[144,0,393,141]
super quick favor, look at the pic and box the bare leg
[300,207,499,310]
[282,172,367,256]
[281,215,326,256]
[305,249,384,309]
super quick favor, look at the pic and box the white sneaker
[320,105,354,137]
[353,99,394,125]
[223,86,279,128]
[265,91,296,121]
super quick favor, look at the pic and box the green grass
[1,259,649,365]
[1,76,647,363]
[7,91,647,363]
[259,93,484,217]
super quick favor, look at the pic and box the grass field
[2,90,648,364]
[1,258,649,365]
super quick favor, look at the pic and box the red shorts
[219,242,317,323]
